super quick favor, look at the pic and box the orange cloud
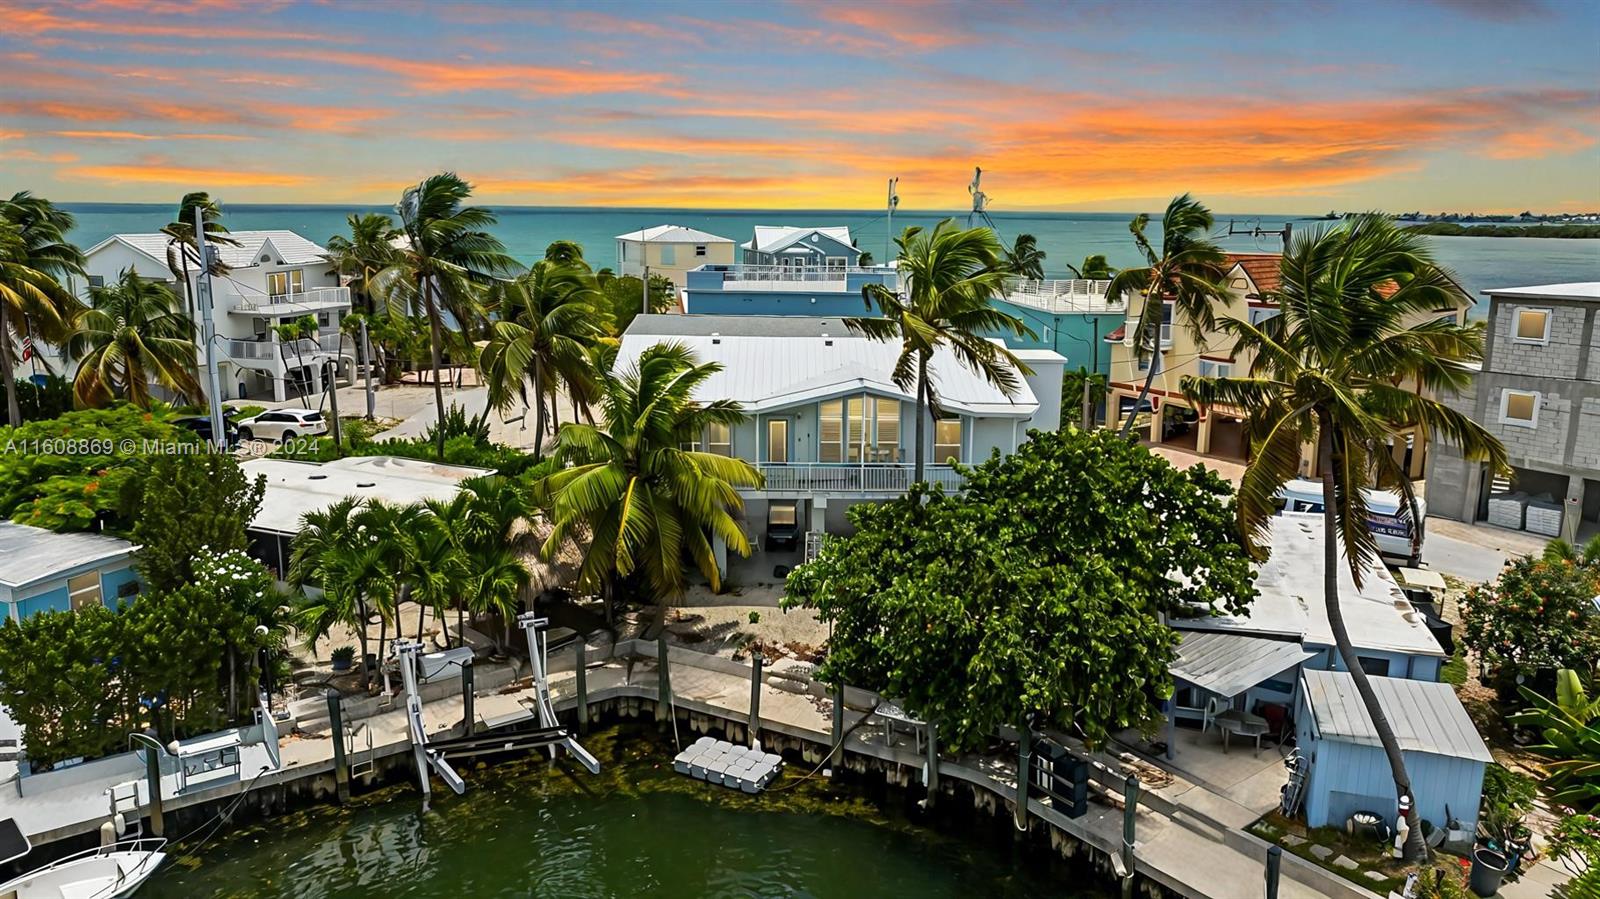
[0,0,354,42]
[61,159,313,188]
[0,149,79,163]
[51,129,254,141]
[805,2,973,51]
[1480,126,1598,159]
[245,47,680,97]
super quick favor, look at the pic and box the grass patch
[1441,643,1468,686]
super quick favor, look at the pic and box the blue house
[0,522,142,620]
[1296,669,1490,830]
[740,226,862,267]
[683,225,900,318]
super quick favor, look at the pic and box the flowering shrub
[1462,555,1600,683]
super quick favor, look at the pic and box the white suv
[237,409,329,443]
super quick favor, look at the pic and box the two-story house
[63,230,355,402]
[1104,253,1469,477]
[618,314,1066,579]
[683,225,899,318]
[614,225,736,291]
[1426,282,1600,543]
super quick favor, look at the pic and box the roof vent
[711,338,721,345]
[308,474,327,481]
[824,339,834,347]
[357,481,376,488]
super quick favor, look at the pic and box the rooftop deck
[685,263,900,294]
[1000,278,1122,314]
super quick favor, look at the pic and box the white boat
[0,818,166,899]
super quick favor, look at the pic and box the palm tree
[64,268,201,408]
[0,193,84,424]
[421,492,478,648]
[847,220,1034,483]
[273,314,319,405]
[479,261,608,457]
[1543,533,1600,571]
[1003,232,1046,279]
[543,240,586,266]
[1108,194,1231,438]
[1066,254,1117,280]
[466,544,530,654]
[324,213,400,314]
[408,517,468,644]
[290,497,377,686]
[540,343,763,623]
[1179,214,1507,859]
[374,173,517,456]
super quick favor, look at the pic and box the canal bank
[0,637,1372,899]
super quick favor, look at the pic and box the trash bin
[1468,847,1507,897]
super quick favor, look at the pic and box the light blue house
[683,225,900,317]
[740,226,862,267]
[1168,513,1447,731]
[1296,669,1490,830]
[0,522,142,620]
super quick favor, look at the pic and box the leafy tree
[375,172,518,456]
[323,212,400,315]
[784,426,1256,750]
[1179,214,1507,859]
[0,406,195,531]
[1108,195,1231,437]
[541,343,762,622]
[480,262,608,457]
[1002,232,1046,279]
[7,374,72,424]
[597,270,675,337]
[272,314,320,405]
[65,268,201,408]
[1061,366,1107,430]
[1546,813,1600,899]
[1463,555,1600,685]
[1544,533,1600,573]
[132,451,267,593]
[848,220,1034,483]
[1,196,84,425]
[1066,254,1117,280]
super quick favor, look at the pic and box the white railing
[708,263,892,281]
[755,462,963,494]
[223,336,348,363]
[233,286,351,312]
[1003,279,1120,313]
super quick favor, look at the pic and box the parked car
[170,414,240,447]
[1276,478,1426,565]
[236,409,328,443]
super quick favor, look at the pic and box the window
[1499,389,1539,428]
[1356,656,1390,677]
[1198,359,1232,379]
[67,571,102,611]
[116,580,141,599]
[821,396,897,462]
[873,398,899,460]
[1513,308,1551,344]
[268,269,304,297]
[846,396,866,461]
[934,417,961,465]
[706,421,731,456]
[825,256,847,272]
[88,275,105,288]
[767,502,797,528]
[695,245,707,257]
[1229,277,1248,290]
[1159,303,1174,347]
[820,400,844,462]
[317,313,329,327]
[1248,307,1281,327]
[659,244,676,266]
[766,419,788,463]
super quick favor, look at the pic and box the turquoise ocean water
[60,204,1600,319]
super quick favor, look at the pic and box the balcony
[686,264,900,294]
[230,287,351,316]
[1002,279,1120,314]
[222,334,352,366]
[751,462,964,496]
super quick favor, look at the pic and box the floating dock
[673,737,783,793]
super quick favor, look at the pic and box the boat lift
[393,617,599,803]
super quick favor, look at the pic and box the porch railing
[1002,278,1120,313]
[222,336,351,363]
[754,462,963,494]
[233,286,351,312]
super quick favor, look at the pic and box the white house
[618,314,1066,578]
[739,225,861,269]
[614,225,736,291]
[62,230,355,402]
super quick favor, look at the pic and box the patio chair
[1201,696,1227,734]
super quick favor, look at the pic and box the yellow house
[1104,253,1469,478]
[614,225,737,294]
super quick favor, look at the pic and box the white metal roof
[86,230,331,271]
[1483,282,1600,303]
[1173,513,1445,658]
[0,523,138,589]
[620,315,1046,417]
[745,226,855,255]
[1171,631,1318,698]
[1301,669,1492,762]
[614,224,734,244]
[242,456,494,535]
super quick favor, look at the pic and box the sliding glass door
[819,395,899,463]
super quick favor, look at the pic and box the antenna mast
[967,166,997,231]
[886,177,899,262]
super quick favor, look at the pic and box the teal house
[0,522,142,621]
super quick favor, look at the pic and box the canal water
[148,727,1113,898]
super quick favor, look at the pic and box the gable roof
[615,224,735,244]
[620,315,1049,417]
[0,522,137,589]
[1223,253,1283,296]
[85,230,331,271]
[744,226,856,255]
[1302,669,1491,762]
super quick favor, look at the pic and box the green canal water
[148,727,1114,898]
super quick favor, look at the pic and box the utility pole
[192,207,227,450]
[642,264,650,315]
[886,176,898,262]
[360,316,375,420]
[326,359,342,450]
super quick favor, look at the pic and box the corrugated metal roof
[0,522,137,589]
[91,230,330,270]
[1171,631,1317,697]
[614,225,734,244]
[1301,669,1491,762]
[620,315,1047,417]
[748,225,854,254]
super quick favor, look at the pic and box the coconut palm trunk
[914,352,929,482]
[0,300,19,424]
[1118,317,1163,439]
[422,276,448,459]
[1319,420,1426,859]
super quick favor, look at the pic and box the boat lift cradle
[394,616,598,803]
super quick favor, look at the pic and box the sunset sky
[2,0,1598,212]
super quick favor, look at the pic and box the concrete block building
[1426,282,1600,544]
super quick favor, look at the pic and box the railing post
[327,689,350,804]
[656,636,672,732]
[574,637,589,734]
[1015,719,1032,832]
[748,650,764,748]
[1265,845,1282,899]
[923,719,939,809]
[1121,773,1139,886]
[460,660,474,736]
[128,733,165,837]
[830,683,844,767]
